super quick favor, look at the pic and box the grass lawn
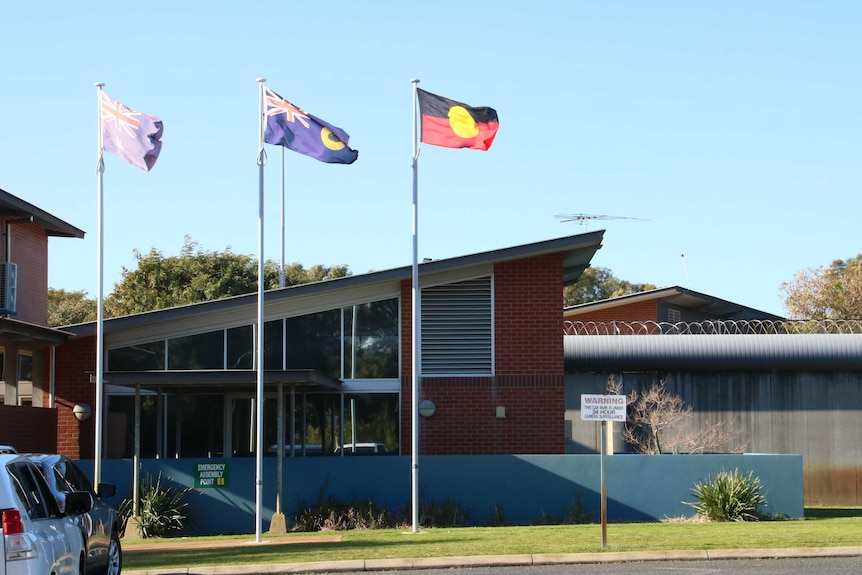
[122,507,862,571]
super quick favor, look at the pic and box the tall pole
[254,77,267,543]
[93,82,106,487]
[410,78,421,534]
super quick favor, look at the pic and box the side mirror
[96,483,117,498]
[64,491,93,516]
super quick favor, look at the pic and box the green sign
[194,461,228,488]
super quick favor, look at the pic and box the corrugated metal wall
[566,370,862,505]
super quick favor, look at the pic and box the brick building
[0,189,84,452]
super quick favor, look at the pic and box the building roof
[564,285,784,321]
[0,188,85,238]
[64,230,605,339]
[0,317,71,347]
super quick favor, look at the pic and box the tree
[47,288,98,326]
[50,237,350,318]
[564,266,656,307]
[780,255,862,319]
[617,378,743,455]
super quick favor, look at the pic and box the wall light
[496,406,506,419]
[73,403,92,422]
[418,399,436,418]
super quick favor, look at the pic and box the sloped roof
[0,188,85,238]
[564,285,784,321]
[64,230,605,339]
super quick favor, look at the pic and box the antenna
[554,213,648,230]
[681,253,690,288]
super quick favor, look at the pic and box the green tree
[564,267,656,307]
[780,255,862,319]
[94,236,348,317]
[47,288,98,326]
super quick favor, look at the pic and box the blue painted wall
[79,454,803,534]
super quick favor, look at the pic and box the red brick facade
[5,222,50,325]
[50,337,96,459]
[566,299,658,324]
[400,254,565,455]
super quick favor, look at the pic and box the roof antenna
[681,253,690,288]
[554,213,648,231]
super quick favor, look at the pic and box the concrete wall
[567,371,862,506]
[80,453,802,535]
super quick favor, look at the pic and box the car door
[51,456,110,565]
[6,460,82,574]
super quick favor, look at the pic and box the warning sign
[580,394,627,422]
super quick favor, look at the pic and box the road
[328,557,862,575]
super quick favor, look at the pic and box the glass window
[17,354,32,382]
[226,326,253,369]
[106,395,158,458]
[344,299,399,379]
[168,330,224,370]
[304,393,341,455]
[169,395,224,458]
[264,320,284,369]
[108,341,165,371]
[287,310,341,377]
[342,393,399,454]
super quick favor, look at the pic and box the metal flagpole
[409,78,421,534]
[94,82,106,487]
[254,77,268,543]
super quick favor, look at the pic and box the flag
[263,87,358,164]
[417,88,499,151]
[100,91,163,171]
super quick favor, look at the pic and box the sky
[1,2,859,318]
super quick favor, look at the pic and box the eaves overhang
[0,188,85,238]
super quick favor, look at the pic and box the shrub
[119,472,194,538]
[686,468,767,522]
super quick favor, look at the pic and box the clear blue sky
[1,2,859,317]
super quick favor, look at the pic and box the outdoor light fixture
[73,403,92,422]
[418,399,436,417]
[496,405,506,419]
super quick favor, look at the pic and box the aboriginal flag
[417,88,499,151]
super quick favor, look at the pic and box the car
[333,442,389,455]
[1,452,91,575]
[0,446,17,455]
[29,454,122,575]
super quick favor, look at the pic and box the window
[7,461,62,519]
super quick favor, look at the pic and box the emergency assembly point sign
[580,394,627,422]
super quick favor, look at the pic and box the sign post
[580,394,626,549]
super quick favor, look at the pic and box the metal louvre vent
[421,276,492,375]
[0,261,17,316]
[668,308,681,323]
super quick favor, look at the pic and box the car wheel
[102,531,123,575]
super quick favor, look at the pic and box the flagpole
[255,77,267,543]
[410,78,421,534]
[94,82,106,488]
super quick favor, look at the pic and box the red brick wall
[400,254,565,455]
[50,336,97,459]
[2,221,49,325]
[565,299,658,324]
[0,404,57,453]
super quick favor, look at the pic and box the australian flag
[100,91,163,172]
[263,87,358,164]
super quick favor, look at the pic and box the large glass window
[286,310,341,377]
[108,341,165,371]
[168,330,223,370]
[344,300,399,379]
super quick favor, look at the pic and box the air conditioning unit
[0,262,17,316]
